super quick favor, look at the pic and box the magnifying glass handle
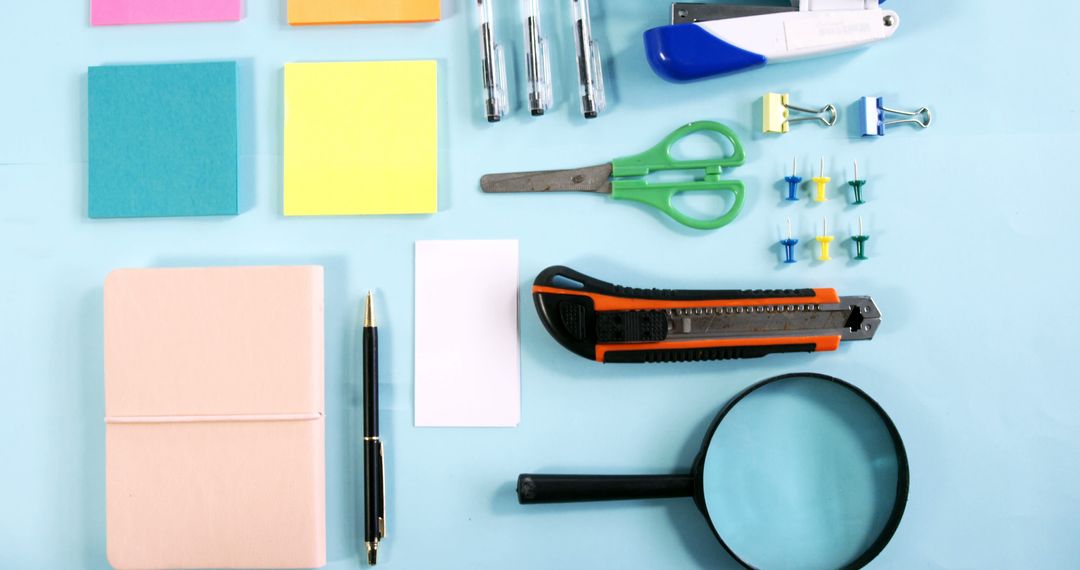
[517,474,694,504]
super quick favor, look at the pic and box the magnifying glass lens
[702,376,902,570]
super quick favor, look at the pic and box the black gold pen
[363,292,386,565]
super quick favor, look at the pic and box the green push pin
[848,160,867,205]
[852,217,870,261]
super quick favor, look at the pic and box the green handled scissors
[480,121,745,230]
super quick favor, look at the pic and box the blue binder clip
[860,96,932,137]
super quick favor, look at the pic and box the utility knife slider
[533,266,880,363]
[644,0,899,82]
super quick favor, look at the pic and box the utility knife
[533,266,880,363]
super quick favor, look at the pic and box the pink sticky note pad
[92,0,243,26]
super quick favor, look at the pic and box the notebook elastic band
[104,412,324,424]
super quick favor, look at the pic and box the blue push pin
[781,218,798,264]
[784,156,802,201]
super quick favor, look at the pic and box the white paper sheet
[414,240,520,427]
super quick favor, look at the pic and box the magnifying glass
[517,373,909,569]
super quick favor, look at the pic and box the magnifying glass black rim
[694,372,910,570]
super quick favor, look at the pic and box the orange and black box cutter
[533,266,881,363]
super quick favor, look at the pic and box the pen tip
[366,542,378,565]
[364,292,376,327]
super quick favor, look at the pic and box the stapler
[644,0,900,82]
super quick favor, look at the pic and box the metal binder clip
[860,96,932,137]
[762,92,837,134]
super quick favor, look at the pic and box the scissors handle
[611,120,745,177]
[611,179,744,230]
[610,121,745,230]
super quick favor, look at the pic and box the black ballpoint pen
[363,292,386,565]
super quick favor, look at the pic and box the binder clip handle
[883,104,932,129]
[861,96,932,136]
[786,101,837,127]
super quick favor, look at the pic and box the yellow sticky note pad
[284,61,437,216]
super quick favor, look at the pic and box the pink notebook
[104,266,326,570]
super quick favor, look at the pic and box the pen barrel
[571,0,604,118]
[525,11,542,83]
[574,19,596,114]
[362,324,385,548]
[363,326,379,437]
[480,22,497,94]
[364,439,383,542]
[525,16,544,113]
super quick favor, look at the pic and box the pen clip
[585,36,605,114]
[378,440,387,539]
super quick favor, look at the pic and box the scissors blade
[481,164,613,194]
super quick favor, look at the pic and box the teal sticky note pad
[88,62,239,218]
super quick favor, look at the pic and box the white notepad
[414,240,520,427]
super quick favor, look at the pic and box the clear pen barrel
[522,0,552,116]
[571,0,605,119]
[477,0,508,122]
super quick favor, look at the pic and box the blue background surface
[2,1,1078,568]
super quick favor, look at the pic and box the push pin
[812,157,830,202]
[848,160,867,205]
[860,96,932,137]
[784,156,802,201]
[780,218,798,264]
[852,217,870,261]
[816,216,834,261]
[762,92,837,134]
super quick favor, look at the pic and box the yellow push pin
[812,157,830,202]
[762,93,837,134]
[816,216,834,261]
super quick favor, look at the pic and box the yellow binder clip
[762,92,837,134]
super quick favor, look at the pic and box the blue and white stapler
[645,0,899,82]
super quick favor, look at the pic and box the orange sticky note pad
[288,0,440,25]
